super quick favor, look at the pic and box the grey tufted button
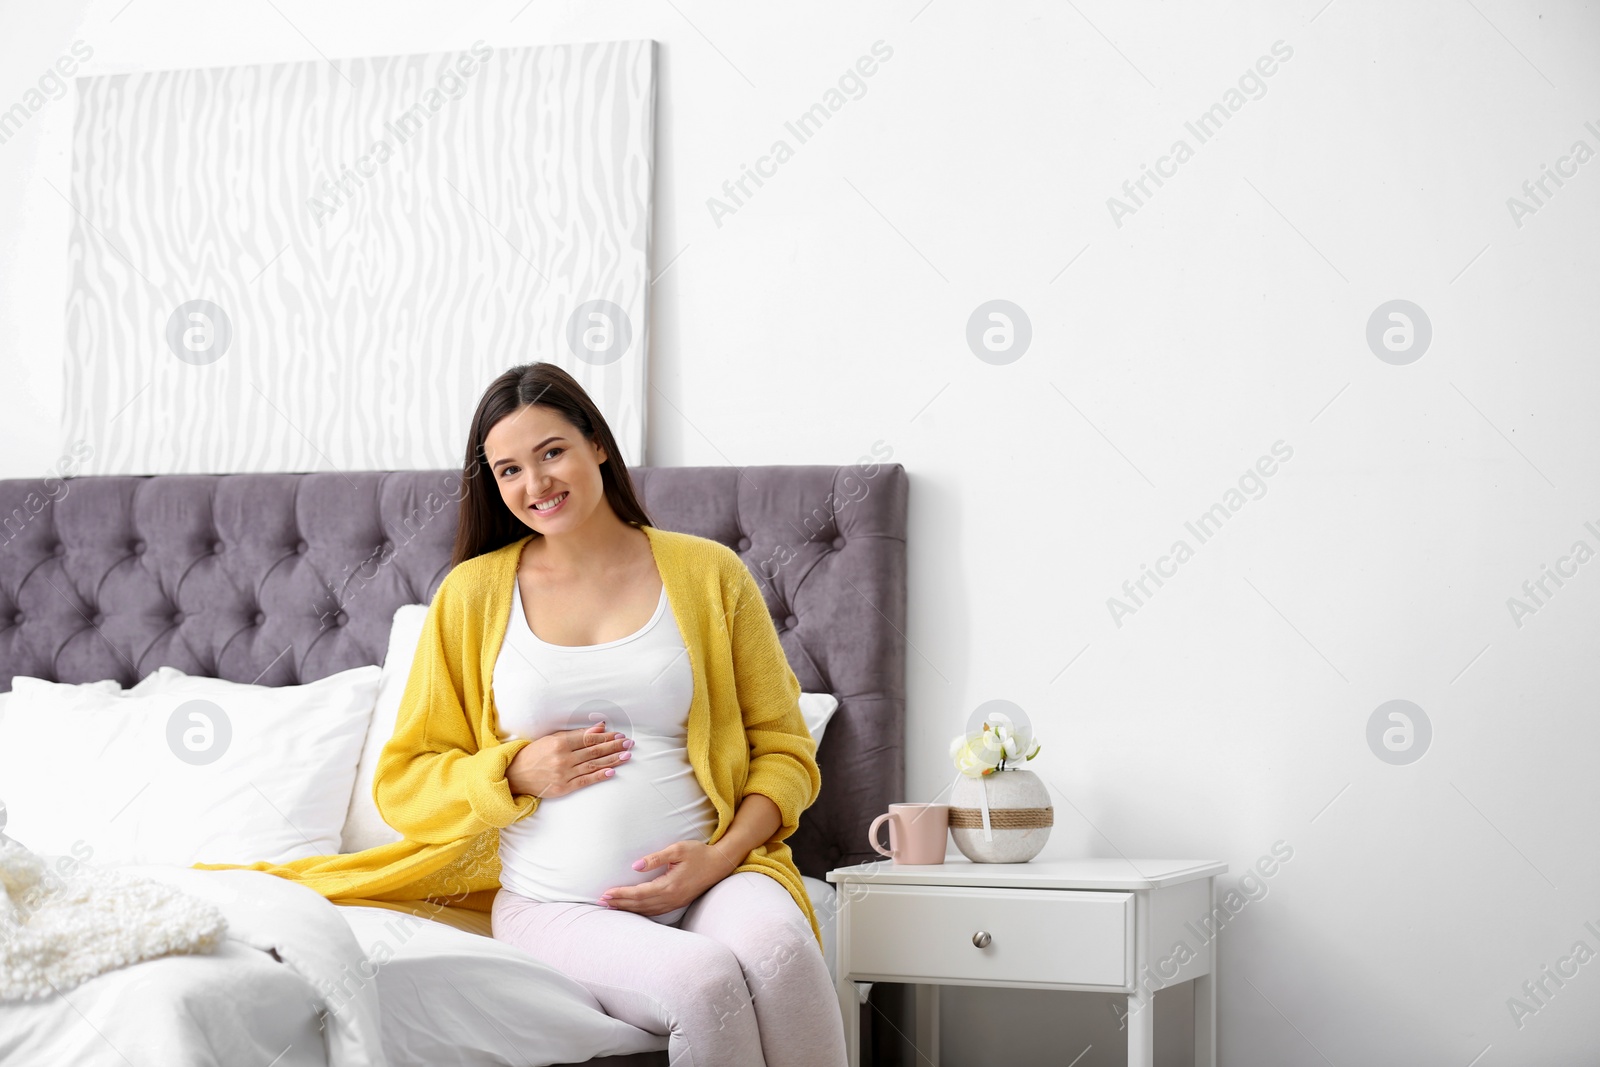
[213,541,225,555]
[784,614,798,629]
[297,541,308,555]
[91,612,104,626]
[737,537,750,552]
[132,541,146,555]
[335,611,349,627]
[380,540,393,553]
[172,611,185,624]
[11,612,21,626]
[254,612,266,625]
[832,536,845,550]
[52,543,64,557]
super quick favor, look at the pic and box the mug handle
[868,812,896,859]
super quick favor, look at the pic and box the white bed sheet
[0,865,384,1067]
[0,938,328,1067]
[807,875,839,985]
[337,875,840,1067]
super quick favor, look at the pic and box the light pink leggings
[491,871,848,1067]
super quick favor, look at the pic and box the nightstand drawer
[846,884,1131,988]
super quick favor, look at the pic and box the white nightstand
[826,856,1226,1067]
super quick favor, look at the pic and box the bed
[0,461,908,1067]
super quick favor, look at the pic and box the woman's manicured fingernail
[622,738,635,749]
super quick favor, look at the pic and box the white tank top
[490,573,718,925]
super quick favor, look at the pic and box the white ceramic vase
[948,769,1053,863]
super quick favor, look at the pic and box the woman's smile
[531,490,570,514]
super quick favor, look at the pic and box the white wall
[4,1,1598,1064]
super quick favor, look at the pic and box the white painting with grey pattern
[65,39,654,475]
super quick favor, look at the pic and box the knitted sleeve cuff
[461,739,539,830]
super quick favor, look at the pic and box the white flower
[949,734,1002,777]
[950,710,1044,777]
[981,710,1036,768]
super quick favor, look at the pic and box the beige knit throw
[0,835,228,1001]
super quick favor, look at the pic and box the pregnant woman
[467,361,847,1066]
[195,360,847,1065]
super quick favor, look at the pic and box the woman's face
[483,404,609,537]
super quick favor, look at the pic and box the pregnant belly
[497,753,719,909]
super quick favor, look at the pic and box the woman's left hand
[600,840,739,917]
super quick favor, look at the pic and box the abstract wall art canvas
[64,39,654,475]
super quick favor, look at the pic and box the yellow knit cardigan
[192,524,826,950]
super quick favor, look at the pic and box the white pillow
[799,691,839,746]
[0,672,165,770]
[0,677,146,853]
[0,665,379,867]
[340,603,429,853]
[336,603,843,854]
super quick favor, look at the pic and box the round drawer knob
[972,931,992,948]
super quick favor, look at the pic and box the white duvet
[0,865,386,1067]
[0,867,839,1067]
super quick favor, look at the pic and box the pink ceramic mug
[868,803,950,865]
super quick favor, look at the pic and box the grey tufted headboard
[0,463,908,880]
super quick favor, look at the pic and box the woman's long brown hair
[449,362,653,569]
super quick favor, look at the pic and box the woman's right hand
[506,720,634,800]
